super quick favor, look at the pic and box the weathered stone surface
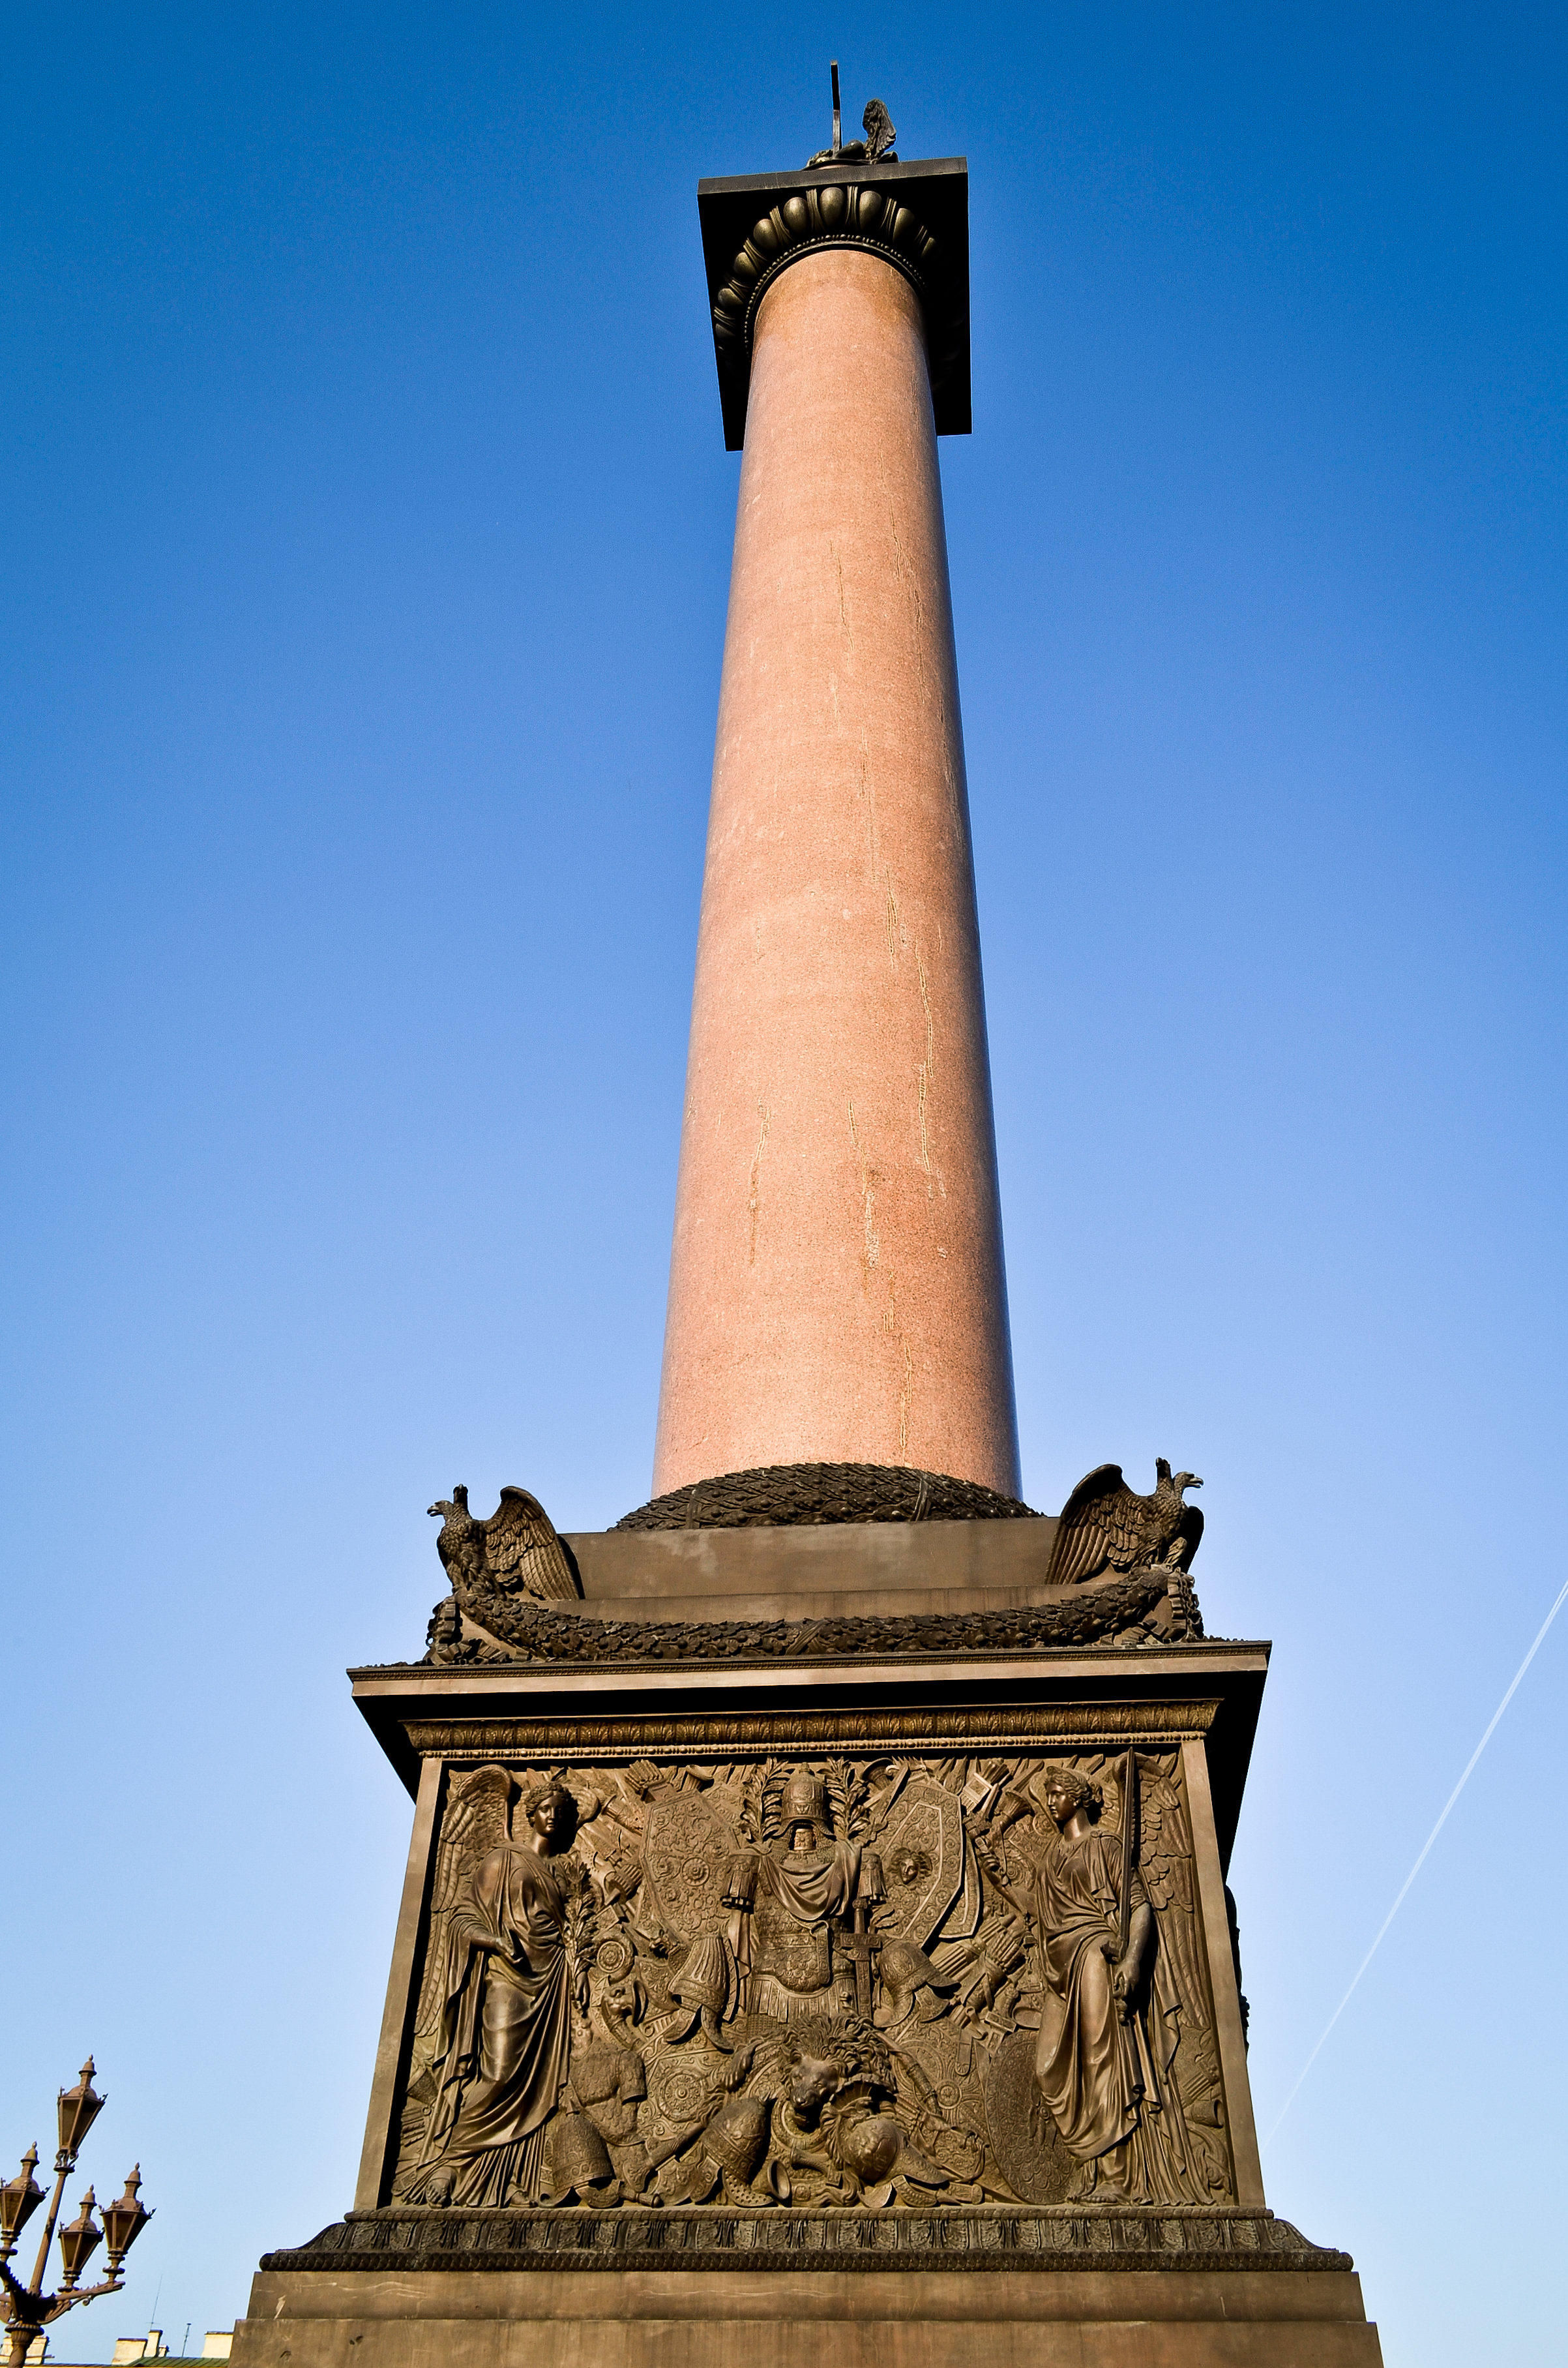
[233,2258,1383,2368]
[260,2203,1352,2275]
[565,1514,1065,1612]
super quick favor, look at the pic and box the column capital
[697,156,970,450]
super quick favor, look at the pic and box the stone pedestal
[239,2255,1381,2368]
[233,1518,1382,2366]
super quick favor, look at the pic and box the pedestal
[233,1517,1382,2366]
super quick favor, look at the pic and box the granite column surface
[655,246,1019,1499]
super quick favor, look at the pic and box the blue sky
[3,7,1564,2363]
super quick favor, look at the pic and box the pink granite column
[653,245,1019,1499]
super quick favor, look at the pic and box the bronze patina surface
[696,157,970,449]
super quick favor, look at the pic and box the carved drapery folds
[391,1747,1237,2215]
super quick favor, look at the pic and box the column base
[233,2210,1383,2368]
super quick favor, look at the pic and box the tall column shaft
[654,247,1018,1499]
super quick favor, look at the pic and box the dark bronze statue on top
[805,62,897,168]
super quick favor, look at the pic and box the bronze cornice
[713,183,937,359]
[402,1700,1220,1762]
[697,157,970,450]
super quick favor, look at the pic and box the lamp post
[0,2062,152,2368]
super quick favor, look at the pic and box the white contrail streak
[1264,1571,1568,2142]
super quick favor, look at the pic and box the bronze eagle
[1044,1459,1204,1589]
[428,1482,581,1623]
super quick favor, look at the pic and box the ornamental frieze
[388,1744,1237,2218]
[401,1703,1222,1761]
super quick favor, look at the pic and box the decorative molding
[711,182,941,370]
[261,2205,1351,2277]
[615,1460,1038,1532]
[404,1702,1220,1761]
[423,1566,1202,1667]
[697,162,971,448]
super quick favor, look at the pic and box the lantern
[55,2065,104,2166]
[56,2191,102,2290]
[0,2148,42,2261]
[100,2170,152,2271]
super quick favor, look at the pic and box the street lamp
[0,2063,153,2368]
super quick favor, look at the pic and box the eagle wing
[481,1485,582,1602]
[1134,1757,1192,1916]
[1045,1464,1157,1586]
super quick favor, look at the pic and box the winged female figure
[984,1766,1209,2204]
[407,1775,582,2206]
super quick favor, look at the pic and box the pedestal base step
[235,2213,1384,2368]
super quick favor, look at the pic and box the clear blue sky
[3,7,1563,2363]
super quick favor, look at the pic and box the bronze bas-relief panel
[387,1742,1237,2220]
